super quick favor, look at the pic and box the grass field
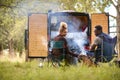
[0,59,120,80]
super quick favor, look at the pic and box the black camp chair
[48,41,66,67]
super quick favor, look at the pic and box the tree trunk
[8,39,14,56]
[0,43,2,54]
[116,1,120,59]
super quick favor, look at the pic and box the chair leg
[47,54,54,67]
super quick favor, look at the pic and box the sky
[105,4,117,37]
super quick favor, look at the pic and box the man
[90,25,116,64]
[90,25,104,51]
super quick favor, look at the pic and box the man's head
[94,25,102,36]
[59,22,68,36]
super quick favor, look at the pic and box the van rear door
[91,13,109,43]
[28,13,48,57]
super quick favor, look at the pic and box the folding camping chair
[95,36,117,63]
[48,40,66,67]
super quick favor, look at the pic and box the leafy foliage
[0,0,26,53]
[0,0,61,53]
[59,0,111,13]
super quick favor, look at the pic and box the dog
[78,55,96,67]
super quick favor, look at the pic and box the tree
[0,0,25,55]
[0,0,61,56]
[110,0,120,59]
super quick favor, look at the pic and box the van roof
[48,11,89,16]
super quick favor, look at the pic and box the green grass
[0,60,120,80]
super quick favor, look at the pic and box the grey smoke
[66,31,88,55]
[50,15,88,55]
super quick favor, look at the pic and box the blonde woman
[52,22,79,65]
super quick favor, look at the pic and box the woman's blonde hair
[59,22,68,33]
